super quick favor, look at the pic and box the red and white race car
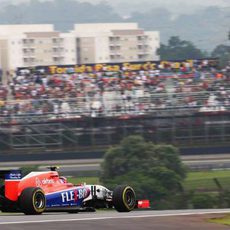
[0,167,142,215]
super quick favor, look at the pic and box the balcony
[110,51,122,56]
[110,54,122,62]
[137,35,148,41]
[23,52,36,58]
[137,54,149,60]
[52,47,64,54]
[22,39,35,48]
[52,38,64,47]
[138,51,149,55]
[138,44,148,49]
[109,36,121,44]
[23,57,36,65]
[53,56,64,63]
[22,48,35,57]
[109,45,121,53]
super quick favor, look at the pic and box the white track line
[0,210,230,225]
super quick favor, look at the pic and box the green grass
[66,170,230,191]
[67,176,99,185]
[186,170,230,181]
[183,170,230,191]
[209,215,230,225]
[64,170,230,192]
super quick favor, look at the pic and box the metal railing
[1,89,229,124]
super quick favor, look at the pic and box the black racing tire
[0,185,5,197]
[112,185,136,212]
[19,187,46,215]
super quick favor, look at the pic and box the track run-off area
[0,209,230,230]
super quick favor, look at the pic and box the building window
[138,45,143,50]
[137,35,147,41]
[23,39,34,44]
[109,36,120,42]
[52,38,63,44]
[23,48,35,54]
[23,57,35,63]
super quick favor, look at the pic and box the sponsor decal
[9,173,21,180]
[61,188,89,203]
[5,171,22,180]
[46,187,90,207]
[17,59,218,75]
[35,177,54,187]
[35,177,42,187]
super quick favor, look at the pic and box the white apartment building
[71,23,160,64]
[0,24,54,71]
[0,23,160,83]
[0,24,76,83]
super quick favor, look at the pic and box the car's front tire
[112,185,136,212]
[19,187,46,215]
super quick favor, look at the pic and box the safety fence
[0,109,229,151]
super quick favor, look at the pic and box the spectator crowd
[0,59,230,124]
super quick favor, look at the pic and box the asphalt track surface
[0,209,230,230]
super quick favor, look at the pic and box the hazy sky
[0,0,229,17]
[3,0,230,9]
[7,0,228,5]
[0,0,228,50]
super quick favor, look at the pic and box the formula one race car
[0,167,137,215]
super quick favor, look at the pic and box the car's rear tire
[19,187,46,215]
[112,185,136,212]
[0,185,5,196]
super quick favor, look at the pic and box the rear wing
[0,170,22,201]
[0,170,11,179]
[0,170,22,180]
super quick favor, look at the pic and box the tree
[157,36,205,60]
[0,0,122,31]
[100,135,187,208]
[211,44,230,68]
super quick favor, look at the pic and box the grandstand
[0,59,229,153]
